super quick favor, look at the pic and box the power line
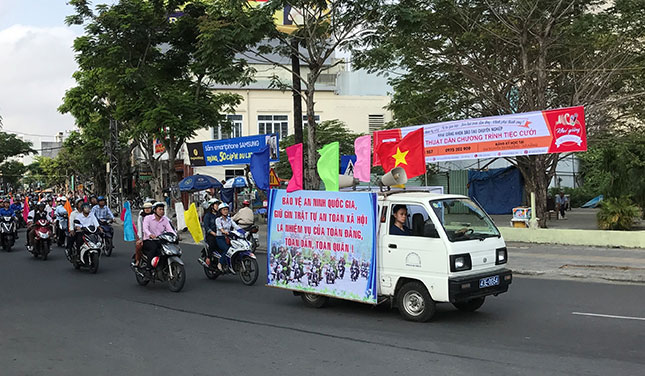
[2,129,64,138]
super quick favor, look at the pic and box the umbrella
[223,176,248,188]
[178,174,223,192]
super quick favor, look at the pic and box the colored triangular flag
[64,199,73,215]
[123,201,136,242]
[317,142,340,191]
[250,146,270,191]
[286,143,303,192]
[184,203,204,243]
[354,135,372,182]
[22,198,29,223]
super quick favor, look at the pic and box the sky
[0,0,116,149]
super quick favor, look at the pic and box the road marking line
[572,312,645,321]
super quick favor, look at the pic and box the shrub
[597,197,641,230]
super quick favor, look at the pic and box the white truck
[295,190,512,322]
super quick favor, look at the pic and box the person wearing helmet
[232,199,254,229]
[26,201,52,250]
[72,202,100,250]
[133,201,155,266]
[67,198,85,252]
[0,198,18,239]
[202,198,222,259]
[214,203,242,272]
[91,196,114,222]
[89,195,98,207]
[141,202,176,268]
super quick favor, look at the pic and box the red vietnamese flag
[376,128,426,178]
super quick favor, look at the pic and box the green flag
[317,141,339,191]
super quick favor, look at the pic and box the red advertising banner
[374,106,587,164]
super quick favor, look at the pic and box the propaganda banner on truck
[374,106,587,164]
[267,190,378,304]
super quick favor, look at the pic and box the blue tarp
[468,167,523,215]
[582,195,603,208]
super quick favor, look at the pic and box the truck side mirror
[423,221,440,238]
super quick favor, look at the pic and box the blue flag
[123,201,136,242]
[250,145,270,191]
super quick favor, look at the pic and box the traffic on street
[1,227,643,376]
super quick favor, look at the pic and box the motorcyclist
[232,200,254,229]
[278,246,292,280]
[89,195,98,207]
[27,201,52,250]
[214,203,242,273]
[202,198,221,258]
[10,198,22,215]
[92,196,114,246]
[73,202,100,250]
[141,202,176,269]
[0,198,18,239]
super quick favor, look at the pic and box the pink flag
[22,198,29,223]
[286,143,303,192]
[354,135,372,182]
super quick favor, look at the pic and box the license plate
[479,275,499,288]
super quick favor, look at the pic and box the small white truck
[296,190,512,322]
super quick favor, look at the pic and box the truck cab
[375,191,512,321]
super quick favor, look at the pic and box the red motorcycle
[30,218,52,260]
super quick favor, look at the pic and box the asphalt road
[1,229,644,376]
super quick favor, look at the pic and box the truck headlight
[496,247,507,265]
[450,254,472,272]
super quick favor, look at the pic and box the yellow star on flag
[392,147,409,167]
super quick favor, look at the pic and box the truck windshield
[429,198,500,242]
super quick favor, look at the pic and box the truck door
[379,203,449,300]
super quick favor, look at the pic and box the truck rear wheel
[397,282,435,322]
[301,293,329,308]
[453,297,485,312]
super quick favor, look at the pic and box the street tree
[63,0,261,199]
[200,0,382,189]
[0,161,27,190]
[355,0,645,227]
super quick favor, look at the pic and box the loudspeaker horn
[380,166,408,187]
[339,175,358,189]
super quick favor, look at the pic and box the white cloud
[0,24,79,138]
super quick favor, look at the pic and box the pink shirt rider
[142,214,175,240]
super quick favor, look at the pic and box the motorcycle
[350,264,359,282]
[198,230,259,286]
[240,224,260,252]
[337,260,346,279]
[67,225,102,273]
[131,232,186,292]
[308,263,321,287]
[99,219,114,257]
[30,218,52,260]
[54,212,68,248]
[14,210,26,228]
[0,216,16,252]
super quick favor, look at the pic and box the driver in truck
[389,204,412,236]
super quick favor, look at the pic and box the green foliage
[0,161,27,189]
[0,132,34,163]
[274,120,363,179]
[578,134,645,213]
[597,197,641,231]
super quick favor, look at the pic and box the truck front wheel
[453,297,485,312]
[397,282,435,322]
[301,293,329,308]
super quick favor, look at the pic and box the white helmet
[218,203,229,211]
[60,196,67,202]
[153,202,165,210]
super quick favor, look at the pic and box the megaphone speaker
[338,175,358,189]
[381,166,408,186]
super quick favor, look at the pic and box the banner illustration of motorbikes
[267,190,378,304]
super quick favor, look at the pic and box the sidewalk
[507,242,645,284]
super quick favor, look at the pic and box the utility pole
[108,118,121,213]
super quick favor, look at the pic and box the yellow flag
[184,203,204,244]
